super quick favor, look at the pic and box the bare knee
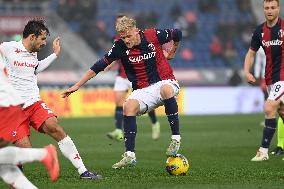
[160,84,174,99]
[123,99,140,116]
[264,100,278,118]
[42,117,66,141]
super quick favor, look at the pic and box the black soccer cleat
[271,146,284,155]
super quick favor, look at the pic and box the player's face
[263,0,280,22]
[30,30,47,52]
[119,27,140,48]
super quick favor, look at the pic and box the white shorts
[126,79,180,115]
[267,81,284,102]
[114,76,132,91]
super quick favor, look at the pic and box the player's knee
[160,85,174,99]
[264,102,277,117]
[43,117,65,135]
[123,100,139,116]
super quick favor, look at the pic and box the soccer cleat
[107,129,124,141]
[271,146,284,155]
[166,139,181,157]
[112,152,137,169]
[251,151,269,161]
[41,144,59,182]
[152,122,160,140]
[80,170,103,180]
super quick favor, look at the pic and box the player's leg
[112,99,139,169]
[147,110,160,140]
[160,82,181,156]
[0,164,37,189]
[0,145,59,182]
[107,90,127,141]
[41,117,102,179]
[27,101,102,180]
[251,101,279,161]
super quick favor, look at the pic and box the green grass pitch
[1,114,284,189]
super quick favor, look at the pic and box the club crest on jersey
[278,29,284,38]
[148,43,155,51]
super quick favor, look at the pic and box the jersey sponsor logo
[128,43,156,63]
[129,51,156,63]
[262,39,283,47]
[13,60,36,68]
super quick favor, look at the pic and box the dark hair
[22,19,50,39]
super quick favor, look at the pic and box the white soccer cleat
[166,139,181,156]
[251,151,269,161]
[152,122,160,140]
[112,152,136,169]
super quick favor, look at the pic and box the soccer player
[0,50,59,188]
[244,0,284,161]
[255,48,284,155]
[106,14,161,141]
[62,16,182,169]
[0,19,102,179]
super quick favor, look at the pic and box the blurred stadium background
[0,0,277,116]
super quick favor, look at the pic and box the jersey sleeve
[250,28,261,52]
[155,29,182,45]
[90,40,124,74]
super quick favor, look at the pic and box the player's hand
[245,72,256,85]
[166,51,175,60]
[53,37,61,57]
[62,85,79,98]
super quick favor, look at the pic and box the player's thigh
[0,106,30,143]
[127,87,161,115]
[25,101,56,132]
[115,91,128,105]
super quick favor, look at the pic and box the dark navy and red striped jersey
[91,28,182,90]
[250,18,284,85]
[113,34,127,79]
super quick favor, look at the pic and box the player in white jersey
[0,50,59,188]
[0,19,102,180]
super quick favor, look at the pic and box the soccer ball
[165,154,189,176]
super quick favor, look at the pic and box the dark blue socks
[123,116,137,152]
[261,118,277,148]
[148,110,157,124]
[163,97,180,135]
[115,106,123,129]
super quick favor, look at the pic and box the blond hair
[263,0,279,5]
[115,16,136,33]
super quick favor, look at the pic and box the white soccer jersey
[0,51,23,107]
[254,47,266,79]
[0,41,57,108]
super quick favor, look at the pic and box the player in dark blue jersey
[244,0,284,161]
[62,16,182,169]
[106,14,161,142]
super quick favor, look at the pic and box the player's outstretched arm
[244,49,257,85]
[62,69,97,98]
[166,41,180,60]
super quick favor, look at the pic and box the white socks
[0,146,46,165]
[171,135,181,141]
[0,164,37,189]
[58,135,87,174]
[259,147,268,154]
